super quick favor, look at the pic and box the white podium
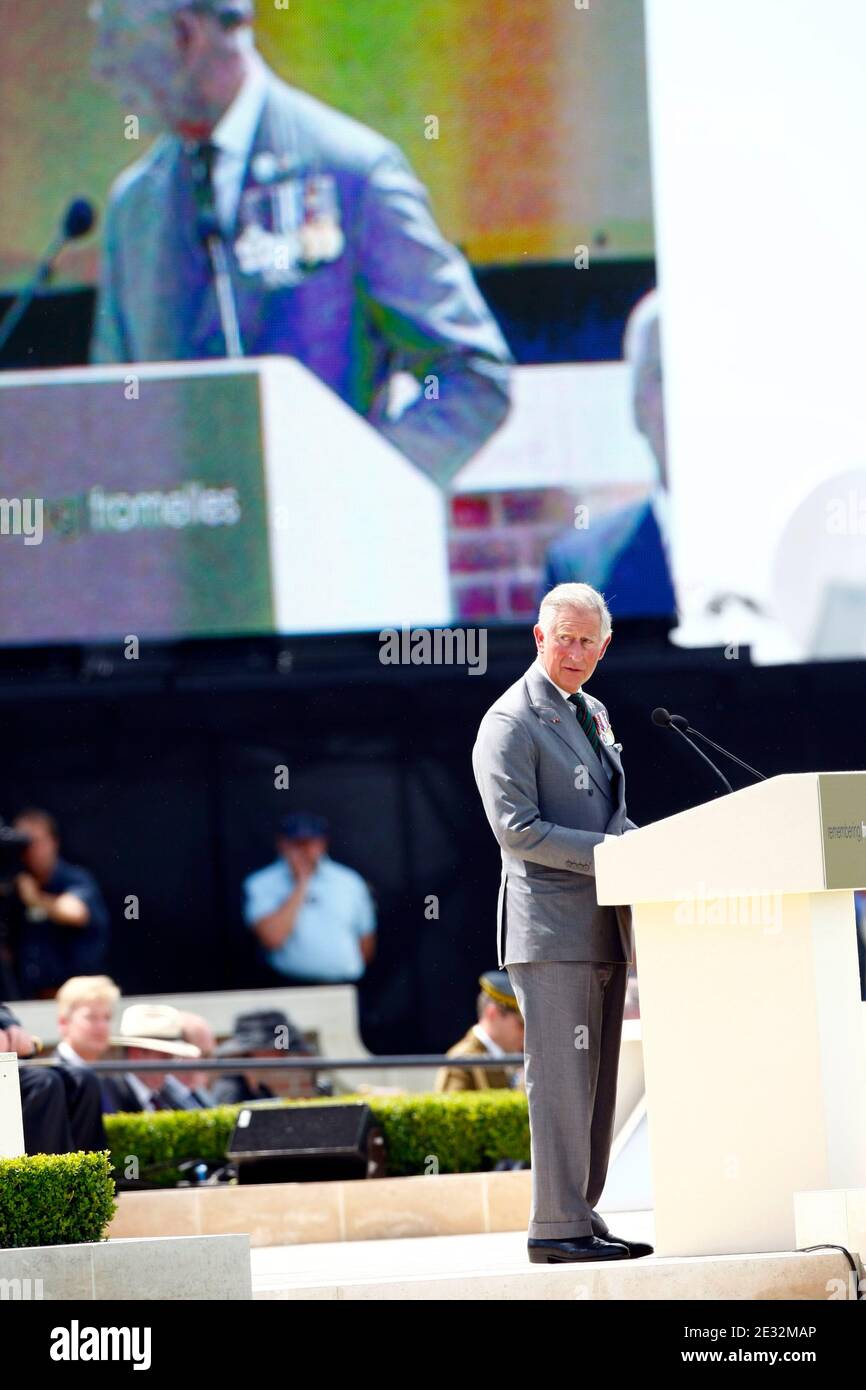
[595,771,866,1257]
[0,1053,25,1159]
[0,357,450,643]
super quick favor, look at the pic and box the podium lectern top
[595,772,866,905]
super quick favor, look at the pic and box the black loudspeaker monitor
[228,1103,386,1184]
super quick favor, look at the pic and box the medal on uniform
[298,173,345,266]
[233,157,344,286]
[593,709,616,746]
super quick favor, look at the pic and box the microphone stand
[0,226,67,355]
[668,724,733,794]
[198,212,244,359]
[679,723,766,782]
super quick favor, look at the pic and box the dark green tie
[188,139,220,235]
[568,691,602,757]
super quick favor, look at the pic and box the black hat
[215,1009,311,1057]
[479,970,521,1015]
[277,812,329,841]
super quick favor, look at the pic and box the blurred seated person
[0,1001,107,1154]
[7,808,110,999]
[542,290,676,621]
[55,974,119,1069]
[435,971,525,1092]
[243,813,376,985]
[176,1010,218,1107]
[102,1004,204,1112]
[211,1008,328,1103]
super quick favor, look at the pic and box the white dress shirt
[56,1039,91,1068]
[122,1070,156,1111]
[207,53,268,235]
[472,1024,522,1087]
[536,658,580,706]
[535,658,615,789]
[472,1022,505,1057]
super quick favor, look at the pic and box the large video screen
[0,0,669,645]
[4,0,860,659]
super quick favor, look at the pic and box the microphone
[651,707,733,795]
[63,198,97,241]
[0,198,98,355]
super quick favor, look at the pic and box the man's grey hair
[127,0,255,24]
[537,583,612,641]
[622,288,659,370]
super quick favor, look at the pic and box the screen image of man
[472,582,653,1264]
[543,291,675,619]
[88,0,513,487]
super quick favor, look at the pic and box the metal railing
[19,1053,525,1073]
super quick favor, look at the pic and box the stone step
[251,1228,858,1301]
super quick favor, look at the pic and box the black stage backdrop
[1,627,862,1054]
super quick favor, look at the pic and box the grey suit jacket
[472,661,636,967]
[90,59,512,488]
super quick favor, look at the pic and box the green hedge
[0,1151,117,1249]
[105,1092,530,1186]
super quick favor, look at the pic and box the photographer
[1,809,109,999]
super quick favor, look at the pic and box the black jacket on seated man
[101,1072,211,1113]
[0,1002,107,1155]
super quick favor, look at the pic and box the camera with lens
[0,819,31,997]
[0,819,30,890]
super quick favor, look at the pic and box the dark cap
[278,812,329,841]
[479,970,521,1014]
[216,1009,312,1057]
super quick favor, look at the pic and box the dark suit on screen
[90,55,512,487]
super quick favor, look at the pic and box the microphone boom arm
[668,724,733,795]
[682,725,767,782]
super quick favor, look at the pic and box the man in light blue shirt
[243,812,376,984]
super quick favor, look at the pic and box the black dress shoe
[590,1214,653,1258]
[527,1235,630,1264]
[599,1231,654,1259]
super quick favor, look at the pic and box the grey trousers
[507,960,628,1239]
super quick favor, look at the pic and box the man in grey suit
[472,582,653,1263]
[88,0,512,487]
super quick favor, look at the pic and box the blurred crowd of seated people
[4,975,329,1155]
